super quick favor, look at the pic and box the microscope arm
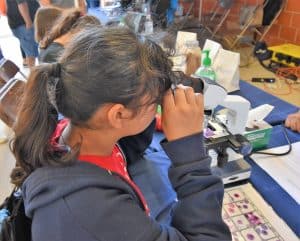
[219,95,251,135]
[201,77,227,110]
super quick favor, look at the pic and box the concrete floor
[240,57,300,107]
[0,15,299,201]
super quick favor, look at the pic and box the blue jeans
[86,0,99,8]
[0,47,3,60]
[11,25,38,58]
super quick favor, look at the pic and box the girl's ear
[107,104,133,129]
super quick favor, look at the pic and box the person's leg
[0,46,3,60]
[20,46,27,67]
[86,0,90,8]
[88,0,99,8]
[11,25,38,67]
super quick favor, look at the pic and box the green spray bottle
[194,49,216,81]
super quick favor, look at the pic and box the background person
[86,0,99,8]
[38,8,100,63]
[39,0,86,15]
[0,46,3,60]
[34,6,63,44]
[5,0,39,67]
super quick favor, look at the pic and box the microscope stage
[211,158,252,185]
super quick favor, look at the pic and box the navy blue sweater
[22,133,231,241]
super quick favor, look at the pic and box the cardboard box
[244,121,272,150]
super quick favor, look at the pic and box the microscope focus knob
[231,134,253,156]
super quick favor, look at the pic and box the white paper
[202,39,240,92]
[213,48,240,93]
[175,31,197,55]
[246,104,274,128]
[251,142,300,204]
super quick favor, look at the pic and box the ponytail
[39,8,82,49]
[10,63,74,186]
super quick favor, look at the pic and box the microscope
[201,77,253,185]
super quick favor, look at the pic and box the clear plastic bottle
[194,49,216,81]
[144,14,153,35]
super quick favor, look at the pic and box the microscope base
[211,158,251,185]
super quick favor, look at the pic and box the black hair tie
[52,62,61,78]
[47,63,61,113]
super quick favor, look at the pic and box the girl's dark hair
[39,8,101,49]
[10,26,173,186]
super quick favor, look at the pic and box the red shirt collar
[50,119,150,215]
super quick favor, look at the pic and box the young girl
[11,26,231,241]
[34,6,63,44]
[38,8,100,63]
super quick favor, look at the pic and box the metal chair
[202,0,234,38]
[0,59,27,83]
[0,79,25,127]
[223,0,286,49]
[0,59,26,127]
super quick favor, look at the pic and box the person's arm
[76,0,86,14]
[160,86,231,240]
[38,0,51,6]
[285,111,300,132]
[64,86,231,241]
[16,0,32,29]
[65,134,231,241]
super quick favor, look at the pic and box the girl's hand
[161,85,204,141]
